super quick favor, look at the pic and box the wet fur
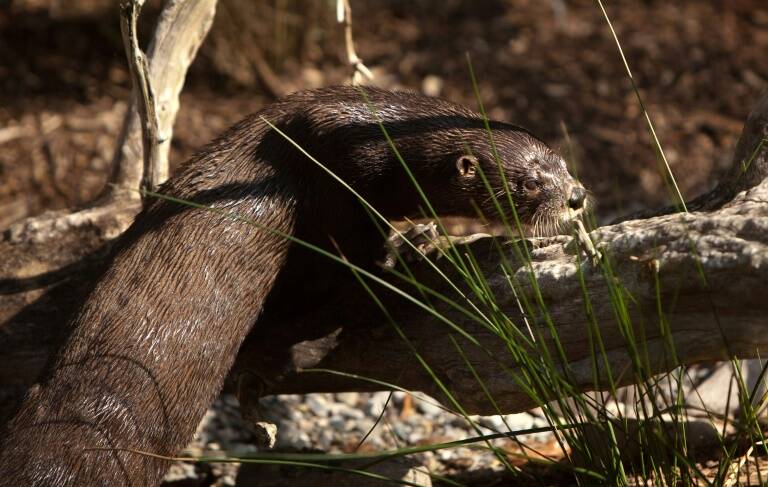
[0,86,579,485]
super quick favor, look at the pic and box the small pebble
[306,394,330,417]
[415,396,443,417]
[336,392,360,407]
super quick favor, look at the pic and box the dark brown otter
[0,86,585,485]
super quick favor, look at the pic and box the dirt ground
[2,0,767,228]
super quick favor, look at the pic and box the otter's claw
[380,222,491,269]
[573,219,603,266]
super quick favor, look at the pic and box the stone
[414,394,443,417]
[306,394,330,417]
[335,392,360,407]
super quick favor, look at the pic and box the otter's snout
[568,186,587,210]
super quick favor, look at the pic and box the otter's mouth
[522,183,591,237]
[525,205,586,238]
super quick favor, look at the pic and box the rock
[306,394,330,417]
[253,421,278,449]
[277,424,312,450]
[408,430,424,444]
[341,407,365,420]
[329,414,346,431]
[414,394,443,417]
[317,428,335,450]
[477,414,506,432]
[421,75,443,97]
[393,422,411,441]
[162,462,201,486]
[392,391,407,405]
[335,392,360,407]
[287,407,303,422]
[355,418,375,435]
[364,391,392,416]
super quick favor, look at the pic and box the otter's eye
[456,155,478,178]
[524,180,539,192]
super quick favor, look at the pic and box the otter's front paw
[380,222,490,269]
[564,219,603,266]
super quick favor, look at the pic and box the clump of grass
[136,5,766,485]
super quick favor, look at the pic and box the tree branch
[337,0,374,85]
[120,0,160,193]
[110,0,218,200]
[235,92,768,414]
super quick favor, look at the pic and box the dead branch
[234,178,768,415]
[110,0,218,200]
[120,0,161,193]
[337,0,373,85]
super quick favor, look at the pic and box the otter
[0,86,586,485]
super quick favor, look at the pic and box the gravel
[162,391,556,485]
[161,368,740,485]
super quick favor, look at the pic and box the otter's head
[442,128,588,236]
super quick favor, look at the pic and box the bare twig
[724,444,754,487]
[337,0,373,86]
[120,0,160,194]
[0,125,31,146]
[573,218,602,265]
[110,0,218,202]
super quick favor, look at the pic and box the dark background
[1,0,767,228]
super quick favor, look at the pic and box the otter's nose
[568,186,586,210]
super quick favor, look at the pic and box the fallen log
[235,173,768,415]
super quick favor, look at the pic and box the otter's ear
[456,155,478,178]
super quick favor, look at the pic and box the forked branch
[120,0,161,193]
